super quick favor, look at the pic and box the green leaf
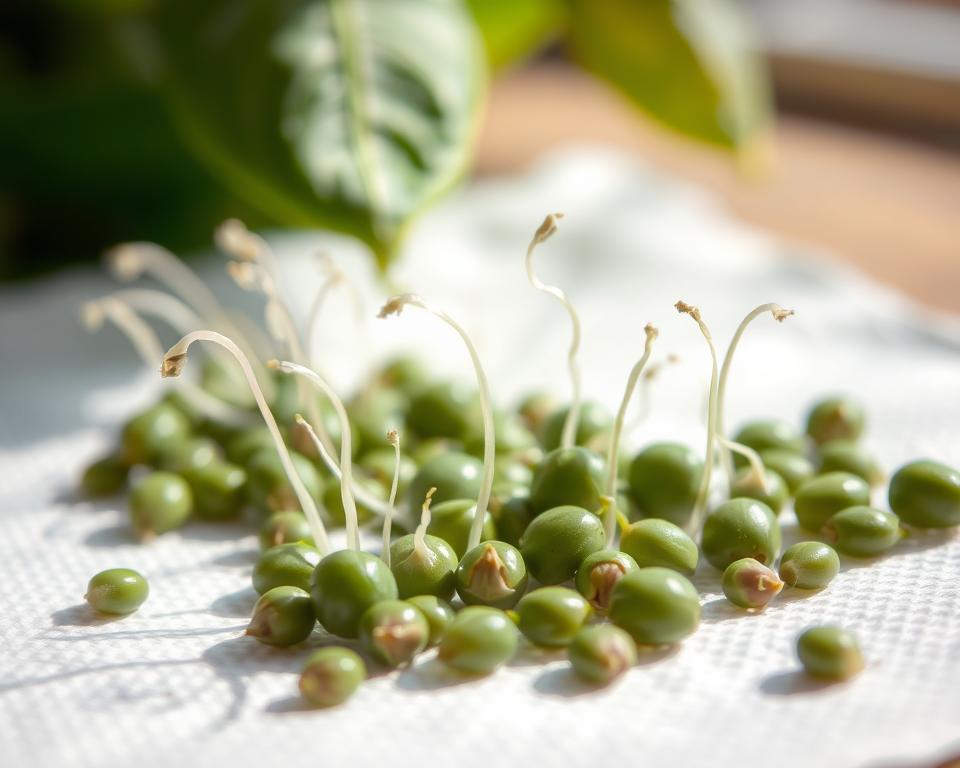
[466,0,566,71]
[567,0,771,150]
[152,0,486,268]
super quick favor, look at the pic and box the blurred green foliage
[1,0,769,278]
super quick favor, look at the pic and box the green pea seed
[456,541,528,609]
[120,403,192,466]
[818,440,883,487]
[520,505,606,585]
[245,586,316,646]
[358,600,430,667]
[349,387,408,456]
[516,391,558,435]
[85,568,149,615]
[245,447,323,515]
[407,595,455,647]
[358,448,417,499]
[252,542,321,595]
[825,506,902,557]
[493,460,535,489]
[466,414,538,458]
[390,533,458,600]
[620,519,698,575]
[425,499,496,559]
[81,456,128,497]
[796,625,864,680]
[183,461,247,520]
[311,550,398,638]
[225,427,277,466]
[155,436,219,473]
[609,567,701,646]
[513,587,592,648]
[701,498,781,571]
[299,647,366,707]
[806,397,865,445]
[259,511,313,550]
[437,606,518,675]
[407,452,482,511]
[722,558,783,610]
[568,624,637,685]
[575,549,638,613]
[778,541,840,589]
[628,442,703,527]
[729,467,789,514]
[539,400,612,452]
[492,494,535,548]
[408,381,480,440]
[374,355,432,396]
[733,420,805,464]
[794,472,871,531]
[758,449,815,494]
[129,471,193,539]
[529,447,605,514]
[888,459,960,529]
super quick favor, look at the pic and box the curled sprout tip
[161,354,187,379]
[103,244,146,281]
[215,219,260,262]
[532,212,565,245]
[644,323,659,341]
[773,308,794,322]
[378,294,419,319]
[675,300,701,321]
[387,429,399,446]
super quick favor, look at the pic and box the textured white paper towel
[1,149,959,768]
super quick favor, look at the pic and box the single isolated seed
[722,558,783,610]
[81,456,129,497]
[310,550,398,638]
[608,567,701,646]
[513,587,592,648]
[245,586,315,647]
[700,498,781,571]
[520,505,606,585]
[825,506,902,558]
[437,606,519,675]
[778,541,840,590]
[358,600,430,668]
[568,624,637,685]
[456,541,528,610]
[406,595,455,647]
[796,625,864,680]
[299,647,366,707]
[252,542,321,595]
[806,396,866,445]
[794,472,871,532]
[620,519,698,575]
[575,549,638,613]
[129,471,193,539]
[85,568,149,615]
[888,459,960,529]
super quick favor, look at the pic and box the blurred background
[2,0,959,311]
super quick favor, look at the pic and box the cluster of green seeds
[78,217,959,704]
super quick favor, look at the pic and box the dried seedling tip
[533,212,565,244]
[215,219,261,262]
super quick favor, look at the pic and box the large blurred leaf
[153,0,485,269]
[466,0,566,71]
[567,0,771,150]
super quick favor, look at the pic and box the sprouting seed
[602,323,658,545]
[378,293,495,553]
[161,330,330,554]
[524,213,582,450]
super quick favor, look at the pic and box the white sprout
[716,303,794,484]
[525,213,582,450]
[629,353,680,431]
[382,429,401,567]
[222,227,336,460]
[82,298,254,428]
[378,293,495,552]
[413,487,437,561]
[718,436,770,495]
[292,416,392,519]
[676,301,720,534]
[304,252,365,366]
[272,361,362,552]
[603,323,659,545]
[161,331,330,555]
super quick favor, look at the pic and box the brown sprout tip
[674,300,700,320]
[533,212,565,244]
[773,308,794,323]
[161,353,187,378]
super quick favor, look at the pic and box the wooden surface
[475,65,960,314]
